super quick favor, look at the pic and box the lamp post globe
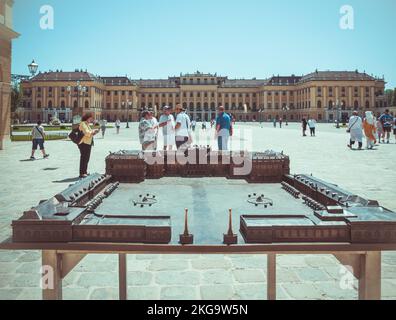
[28,60,38,77]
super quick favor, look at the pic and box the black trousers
[176,136,189,150]
[78,143,92,177]
[310,128,315,136]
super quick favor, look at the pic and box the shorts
[384,127,391,133]
[32,139,44,150]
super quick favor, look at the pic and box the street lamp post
[67,81,87,128]
[26,60,38,123]
[122,100,132,128]
[335,100,340,129]
[28,60,38,78]
[282,105,290,125]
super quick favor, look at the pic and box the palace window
[85,101,89,108]
[317,100,322,109]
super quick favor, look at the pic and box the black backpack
[68,128,84,145]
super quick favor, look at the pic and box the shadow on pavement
[53,177,80,183]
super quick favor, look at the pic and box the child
[375,116,383,144]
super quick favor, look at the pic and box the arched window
[341,101,346,110]
[365,100,370,109]
[317,100,322,109]
[183,102,187,109]
[61,100,65,108]
[189,102,194,110]
[85,101,89,109]
[328,100,333,109]
[210,102,215,111]
[48,100,53,108]
[37,100,41,108]
[225,103,229,110]
[354,100,359,109]
[73,100,78,109]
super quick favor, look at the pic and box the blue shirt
[216,112,231,131]
[379,114,393,128]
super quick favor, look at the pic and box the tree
[10,83,22,113]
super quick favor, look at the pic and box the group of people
[138,104,233,152]
[348,109,396,150]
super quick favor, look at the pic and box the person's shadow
[53,177,80,183]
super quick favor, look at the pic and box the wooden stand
[223,209,238,245]
[179,208,194,245]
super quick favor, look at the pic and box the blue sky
[12,0,396,88]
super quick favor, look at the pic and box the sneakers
[30,156,35,160]
[44,154,50,159]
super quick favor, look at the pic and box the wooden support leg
[42,250,62,300]
[267,253,276,300]
[118,253,127,300]
[359,251,381,300]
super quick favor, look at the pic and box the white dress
[348,116,363,143]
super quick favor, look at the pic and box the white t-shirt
[159,114,175,136]
[31,125,45,140]
[175,112,191,137]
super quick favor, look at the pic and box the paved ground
[0,122,395,300]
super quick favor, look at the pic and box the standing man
[115,118,121,134]
[393,113,396,143]
[307,118,317,137]
[191,119,197,132]
[379,109,393,144]
[347,111,363,150]
[30,121,49,160]
[273,118,277,128]
[175,104,192,150]
[159,106,176,151]
[215,106,232,151]
[301,118,308,137]
[279,118,283,128]
[99,118,107,139]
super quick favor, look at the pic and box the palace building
[18,69,388,124]
[0,0,19,149]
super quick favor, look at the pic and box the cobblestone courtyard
[0,122,395,300]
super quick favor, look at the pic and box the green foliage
[11,83,22,112]
[11,135,67,142]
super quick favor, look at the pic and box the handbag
[68,128,84,145]
[347,118,359,133]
